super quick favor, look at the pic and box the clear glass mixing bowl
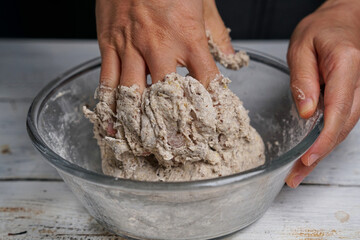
[27,49,323,240]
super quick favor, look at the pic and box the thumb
[287,42,320,119]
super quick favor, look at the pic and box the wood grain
[0,182,359,240]
[0,101,60,180]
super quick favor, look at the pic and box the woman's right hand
[96,0,223,94]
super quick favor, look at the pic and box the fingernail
[307,153,319,166]
[298,98,314,117]
[291,174,305,188]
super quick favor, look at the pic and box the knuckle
[337,128,350,144]
[289,14,314,42]
[323,45,360,77]
[98,29,123,50]
[321,130,338,148]
[177,18,204,36]
[189,33,208,48]
[331,99,352,117]
[178,23,207,47]
[287,41,312,66]
[292,17,311,39]
[297,14,314,29]
[152,28,169,43]
[338,44,360,59]
[100,76,115,85]
[335,47,357,65]
[290,72,315,86]
[186,40,209,58]
[287,42,301,62]
[143,42,164,60]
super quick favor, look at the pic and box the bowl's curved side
[57,158,294,240]
[26,50,324,191]
[26,49,324,240]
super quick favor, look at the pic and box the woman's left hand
[286,0,360,188]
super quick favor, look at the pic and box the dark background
[0,0,325,40]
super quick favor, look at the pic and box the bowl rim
[26,48,324,191]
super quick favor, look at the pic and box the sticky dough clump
[83,73,265,181]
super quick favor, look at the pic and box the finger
[99,47,121,89]
[144,51,177,84]
[186,45,220,87]
[338,84,360,143]
[203,0,234,55]
[99,48,120,110]
[119,49,147,93]
[301,60,356,166]
[98,47,120,136]
[286,158,321,188]
[286,84,360,188]
[287,43,320,119]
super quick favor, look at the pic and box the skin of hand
[203,0,234,55]
[96,0,233,135]
[286,0,360,188]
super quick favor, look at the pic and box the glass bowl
[27,49,323,240]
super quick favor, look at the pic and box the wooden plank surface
[0,101,60,180]
[0,182,116,240]
[0,40,100,100]
[0,182,358,240]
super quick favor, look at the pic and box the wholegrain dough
[83,31,264,181]
[84,73,265,181]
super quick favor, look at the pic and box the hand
[96,0,233,135]
[286,0,360,188]
[96,0,234,93]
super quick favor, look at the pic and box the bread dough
[83,31,264,181]
[83,73,265,181]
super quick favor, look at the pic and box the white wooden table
[0,40,359,240]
